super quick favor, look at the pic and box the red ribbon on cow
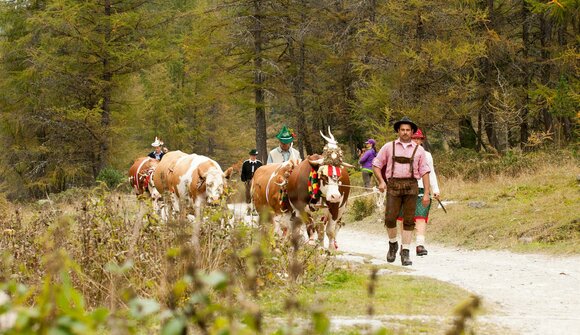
[328,165,341,178]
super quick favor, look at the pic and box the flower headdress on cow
[276,125,295,144]
[151,137,163,147]
[319,127,345,166]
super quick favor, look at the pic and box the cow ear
[308,157,324,166]
[341,162,354,168]
[224,167,233,180]
[197,166,205,179]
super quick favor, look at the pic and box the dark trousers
[385,178,418,231]
[245,181,252,204]
[362,170,373,188]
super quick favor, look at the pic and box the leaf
[161,317,186,335]
[129,298,160,320]
[90,307,109,324]
[104,260,134,274]
[198,271,228,291]
[312,312,330,334]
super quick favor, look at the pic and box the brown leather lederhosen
[384,141,419,231]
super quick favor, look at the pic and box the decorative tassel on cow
[308,168,321,201]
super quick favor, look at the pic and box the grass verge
[344,154,580,255]
[259,263,491,333]
[428,162,580,254]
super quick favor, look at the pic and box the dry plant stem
[367,267,378,320]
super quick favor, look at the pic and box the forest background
[0,0,578,200]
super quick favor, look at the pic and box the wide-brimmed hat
[364,138,376,146]
[411,129,426,139]
[393,116,418,133]
[151,137,163,147]
[276,125,294,144]
[249,149,258,155]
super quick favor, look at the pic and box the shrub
[96,167,126,188]
[350,197,376,221]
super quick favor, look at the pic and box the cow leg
[305,213,317,245]
[278,214,293,237]
[326,218,338,252]
[190,197,205,252]
[317,215,327,246]
[326,206,345,252]
[153,197,169,223]
[194,196,204,219]
[170,193,181,215]
[289,213,306,248]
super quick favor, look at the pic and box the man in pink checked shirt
[372,116,431,266]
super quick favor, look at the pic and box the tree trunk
[557,26,572,143]
[476,109,483,152]
[289,5,313,157]
[520,0,531,148]
[539,14,553,133]
[99,0,112,175]
[252,0,267,163]
[482,0,500,151]
[459,116,477,149]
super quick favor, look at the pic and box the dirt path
[228,203,580,334]
[337,226,580,335]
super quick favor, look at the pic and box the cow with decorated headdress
[252,127,352,251]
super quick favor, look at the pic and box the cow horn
[308,157,324,165]
[328,126,336,141]
[320,128,338,147]
[319,130,333,144]
[341,162,355,168]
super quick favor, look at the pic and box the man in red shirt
[372,117,431,266]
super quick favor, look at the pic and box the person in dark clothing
[148,137,164,161]
[241,149,263,213]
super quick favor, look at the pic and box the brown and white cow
[128,157,161,209]
[251,161,297,234]
[287,153,351,251]
[252,128,351,250]
[152,150,229,219]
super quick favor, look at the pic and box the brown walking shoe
[387,241,398,263]
[416,245,428,256]
[400,249,412,266]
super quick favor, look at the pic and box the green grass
[260,267,474,317]
[345,158,580,255]
[258,264,500,334]
[428,162,580,254]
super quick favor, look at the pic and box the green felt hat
[276,125,294,144]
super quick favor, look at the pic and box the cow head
[146,171,161,200]
[199,162,226,204]
[316,164,343,203]
[308,127,353,203]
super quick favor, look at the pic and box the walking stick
[436,198,447,213]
